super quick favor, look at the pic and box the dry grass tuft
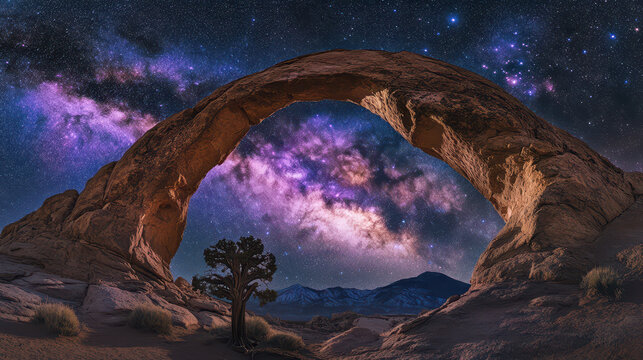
[212,316,305,351]
[211,324,231,338]
[128,304,172,334]
[246,316,271,341]
[581,266,623,300]
[33,303,80,336]
[265,331,305,350]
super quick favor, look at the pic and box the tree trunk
[239,301,247,345]
[230,295,249,349]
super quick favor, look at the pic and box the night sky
[0,1,640,289]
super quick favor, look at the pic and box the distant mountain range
[247,272,470,321]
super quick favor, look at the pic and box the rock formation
[1,49,642,359]
[0,254,230,329]
[1,49,641,287]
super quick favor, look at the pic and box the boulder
[321,327,381,356]
[0,283,44,321]
[148,293,198,328]
[80,284,200,327]
[0,256,38,282]
[12,272,88,302]
[174,277,191,290]
[163,302,198,328]
[81,284,151,325]
[188,296,228,315]
[195,311,228,329]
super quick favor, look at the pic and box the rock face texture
[0,49,641,286]
[0,254,229,328]
[350,196,642,359]
[347,280,643,359]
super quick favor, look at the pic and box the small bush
[33,303,80,336]
[128,304,172,334]
[266,331,305,350]
[211,324,231,338]
[581,267,623,300]
[211,325,231,342]
[330,311,358,321]
[246,316,271,341]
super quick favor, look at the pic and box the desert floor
[0,319,280,360]
[0,314,408,360]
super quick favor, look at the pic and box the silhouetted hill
[248,272,469,320]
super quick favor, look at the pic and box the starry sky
[0,1,640,289]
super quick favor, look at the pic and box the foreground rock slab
[0,255,229,331]
[343,281,642,360]
[345,200,643,359]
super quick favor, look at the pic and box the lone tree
[193,236,277,348]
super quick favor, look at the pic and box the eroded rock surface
[341,200,643,359]
[0,50,639,286]
[0,283,44,322]
[0,254,229,330]
[352,281,642,360]
[321,327,381,357]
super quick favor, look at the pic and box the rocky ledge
[0,255,229,330]
[315,197,643,359]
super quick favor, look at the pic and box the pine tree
[194,236,277,348]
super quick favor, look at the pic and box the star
[0,0,639,290]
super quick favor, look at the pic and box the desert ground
[0,312,412,360]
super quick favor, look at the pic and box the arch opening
[0,50,636,286]
[171,101,504,288]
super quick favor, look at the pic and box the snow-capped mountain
[247,272,469,320]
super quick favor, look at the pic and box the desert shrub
[246,316,271,341]
[581,267,623,300]
[211,324,231,338]
[128,304,172,334]
[330,311,358,321]
[265,331,305,350]
[307,315,331,330]
[33,303,80,336]
[330,311,359,331]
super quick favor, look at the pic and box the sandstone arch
[1,50,640,285]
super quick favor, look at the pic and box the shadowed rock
[1,49,641,286]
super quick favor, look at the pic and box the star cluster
[0,1,640,289]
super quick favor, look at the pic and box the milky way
[0,1,640,289]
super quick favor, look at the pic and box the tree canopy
[193,235,277,348]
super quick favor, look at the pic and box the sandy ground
[353,317,394,333]
[0,319,258,360]
[0,314,410,359]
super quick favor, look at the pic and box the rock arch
[1,50,640,285]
